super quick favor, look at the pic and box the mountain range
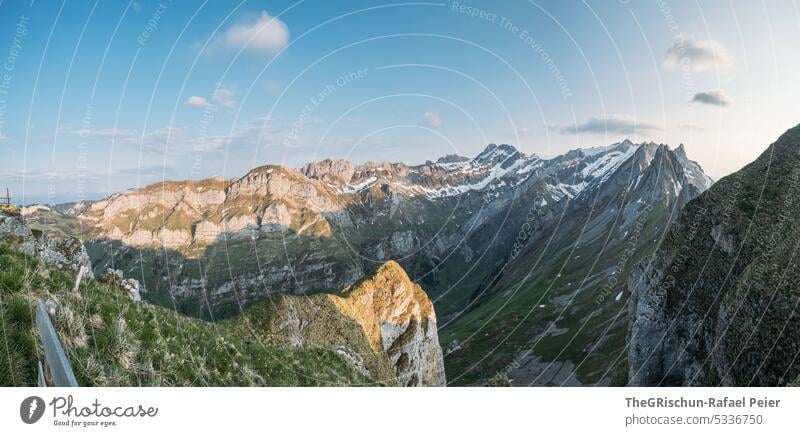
[21,137,714,386]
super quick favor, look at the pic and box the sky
[0,0,798,204]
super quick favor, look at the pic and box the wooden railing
[35,299,78,387]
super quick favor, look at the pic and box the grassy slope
[0,242,374,387]
[240,291,400,385]
[25,210,83,239]
[441,201,671,386]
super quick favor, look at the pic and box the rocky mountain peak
[301,158,356,185]
[674,143,688,162]
[652,143,672,161]
[629,142,660,168]
[475,143,521,164]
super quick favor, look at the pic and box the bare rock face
[0,213,93,277]
[0,212,31,240]
[302,159,355,185]
[257,261,446,386]
[329,261,446,386]
[627,257,702,386]
[80,167,343,249]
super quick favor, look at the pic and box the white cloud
[664,35,733,72]
[184,85,236,109]
[208,11,289,56]
[211,84,237,109]
[422,112,441,128]
[185,96,209,107]
[560,115,661,135]
[691,89,734,107]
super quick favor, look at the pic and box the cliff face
[246,261,446,386]
[628,124,800,386]
[79,168,343,250]
[328,261,446,386]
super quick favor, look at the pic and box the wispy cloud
[71,126,182,153]
[679,123,708,131]
[114,164,175,177]
[184,84,237,110]
[185,96,209,107]
[691,89,733,106]
[211,84,237,109]
[422,112,441,128]
[139,126,182,153]
[517,127,532,137]
[205,11,289,56]
[74,127,137,139]
[195,116,290,153]
[664,35,733,72]
[559,115,660,135]
[0,169,106,182]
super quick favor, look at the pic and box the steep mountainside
[628,124,800,386]
[441,142,711,385]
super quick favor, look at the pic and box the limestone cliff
[244,261,446,386]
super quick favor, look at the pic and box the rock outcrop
[249,261,446,386]
[628,123,800,386]
[99,268,142,302]
[0,212,92,277]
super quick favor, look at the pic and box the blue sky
[0,0,798,203]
